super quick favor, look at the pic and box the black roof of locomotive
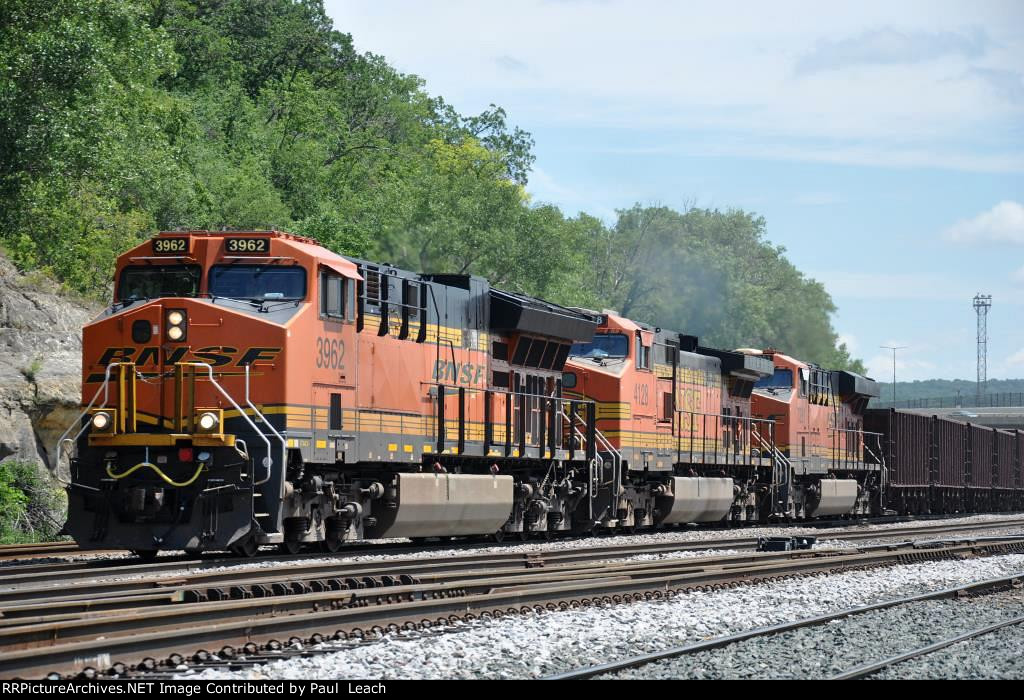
[696,346,774,380]
[489,288,599,342]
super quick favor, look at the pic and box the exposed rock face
[0,256,100,476]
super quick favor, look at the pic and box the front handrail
[185,362,274,486]
[58,362,279,487]
[55,361,130,484]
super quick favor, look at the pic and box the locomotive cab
[63,231,361,556]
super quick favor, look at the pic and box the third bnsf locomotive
[60,230,1024,557]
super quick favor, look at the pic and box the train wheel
[492,530,505,543]
[517,531,529,542]
[230,536,259,558]
[131,549,158,563]
[279,540,302,555]
[321,536,343,553]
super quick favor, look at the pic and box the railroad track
[3,537,985,618]
[0,540,89,560]
[2,534,1024,678]
[547,572,1024,680]
[4,512,1023,566]
[3,515,1024,616]
[2,517,1024,610]
[5,514,1024,586]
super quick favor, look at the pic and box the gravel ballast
[872,604,1024,680]
[176,553,1024,680]
[605,589,1024,679]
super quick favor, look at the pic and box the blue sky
[326,0,1024,381]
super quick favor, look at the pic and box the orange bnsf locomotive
[62,230,605,557]
[563,313,882,525]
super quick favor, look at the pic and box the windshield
[755,368,793,389]
[209,265,306,300]
[118,265,201,301]
[569,333,628,359]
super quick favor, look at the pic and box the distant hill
[873,378,1024,409]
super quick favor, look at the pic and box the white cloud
[1007,349,1024,367]
[945,201,1024,244]
[794,27,987,75]
[601,140,1024,174]
[969,66,1024,103]
[328,0,1024,172]
[527,167,620,221]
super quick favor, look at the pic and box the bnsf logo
[431,360,485,386]
[93,346,281,369]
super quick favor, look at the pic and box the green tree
[575,204,865,373]
[0,0,188,294]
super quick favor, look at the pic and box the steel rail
[5,514,1024,585]
[0,540,892,618]
[4,517,1024,607]
[544,572,1024,680]
[4,551,867,647]
[5,512,1024,567]
[0,546,847,613]
[2,538,1023,678]
[0,542,81,557]
[829,614,1024,680]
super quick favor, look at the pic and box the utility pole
[973,294,992,406]
[881,345,907,404]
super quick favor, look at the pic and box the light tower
[880,345,907,403]
[973,294,992,405]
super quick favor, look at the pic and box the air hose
[106,461,207,487]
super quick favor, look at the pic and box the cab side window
[320,271,346,320]
[635,335,652,370]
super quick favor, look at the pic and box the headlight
[198,412,219,431]
[165,308,187,342]
[92,412,111,430]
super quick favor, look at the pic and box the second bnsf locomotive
[59,230,1020,557]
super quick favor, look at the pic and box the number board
[224,237,270,254]
[151,237,190,255]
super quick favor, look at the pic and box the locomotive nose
[87,298,284,373]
